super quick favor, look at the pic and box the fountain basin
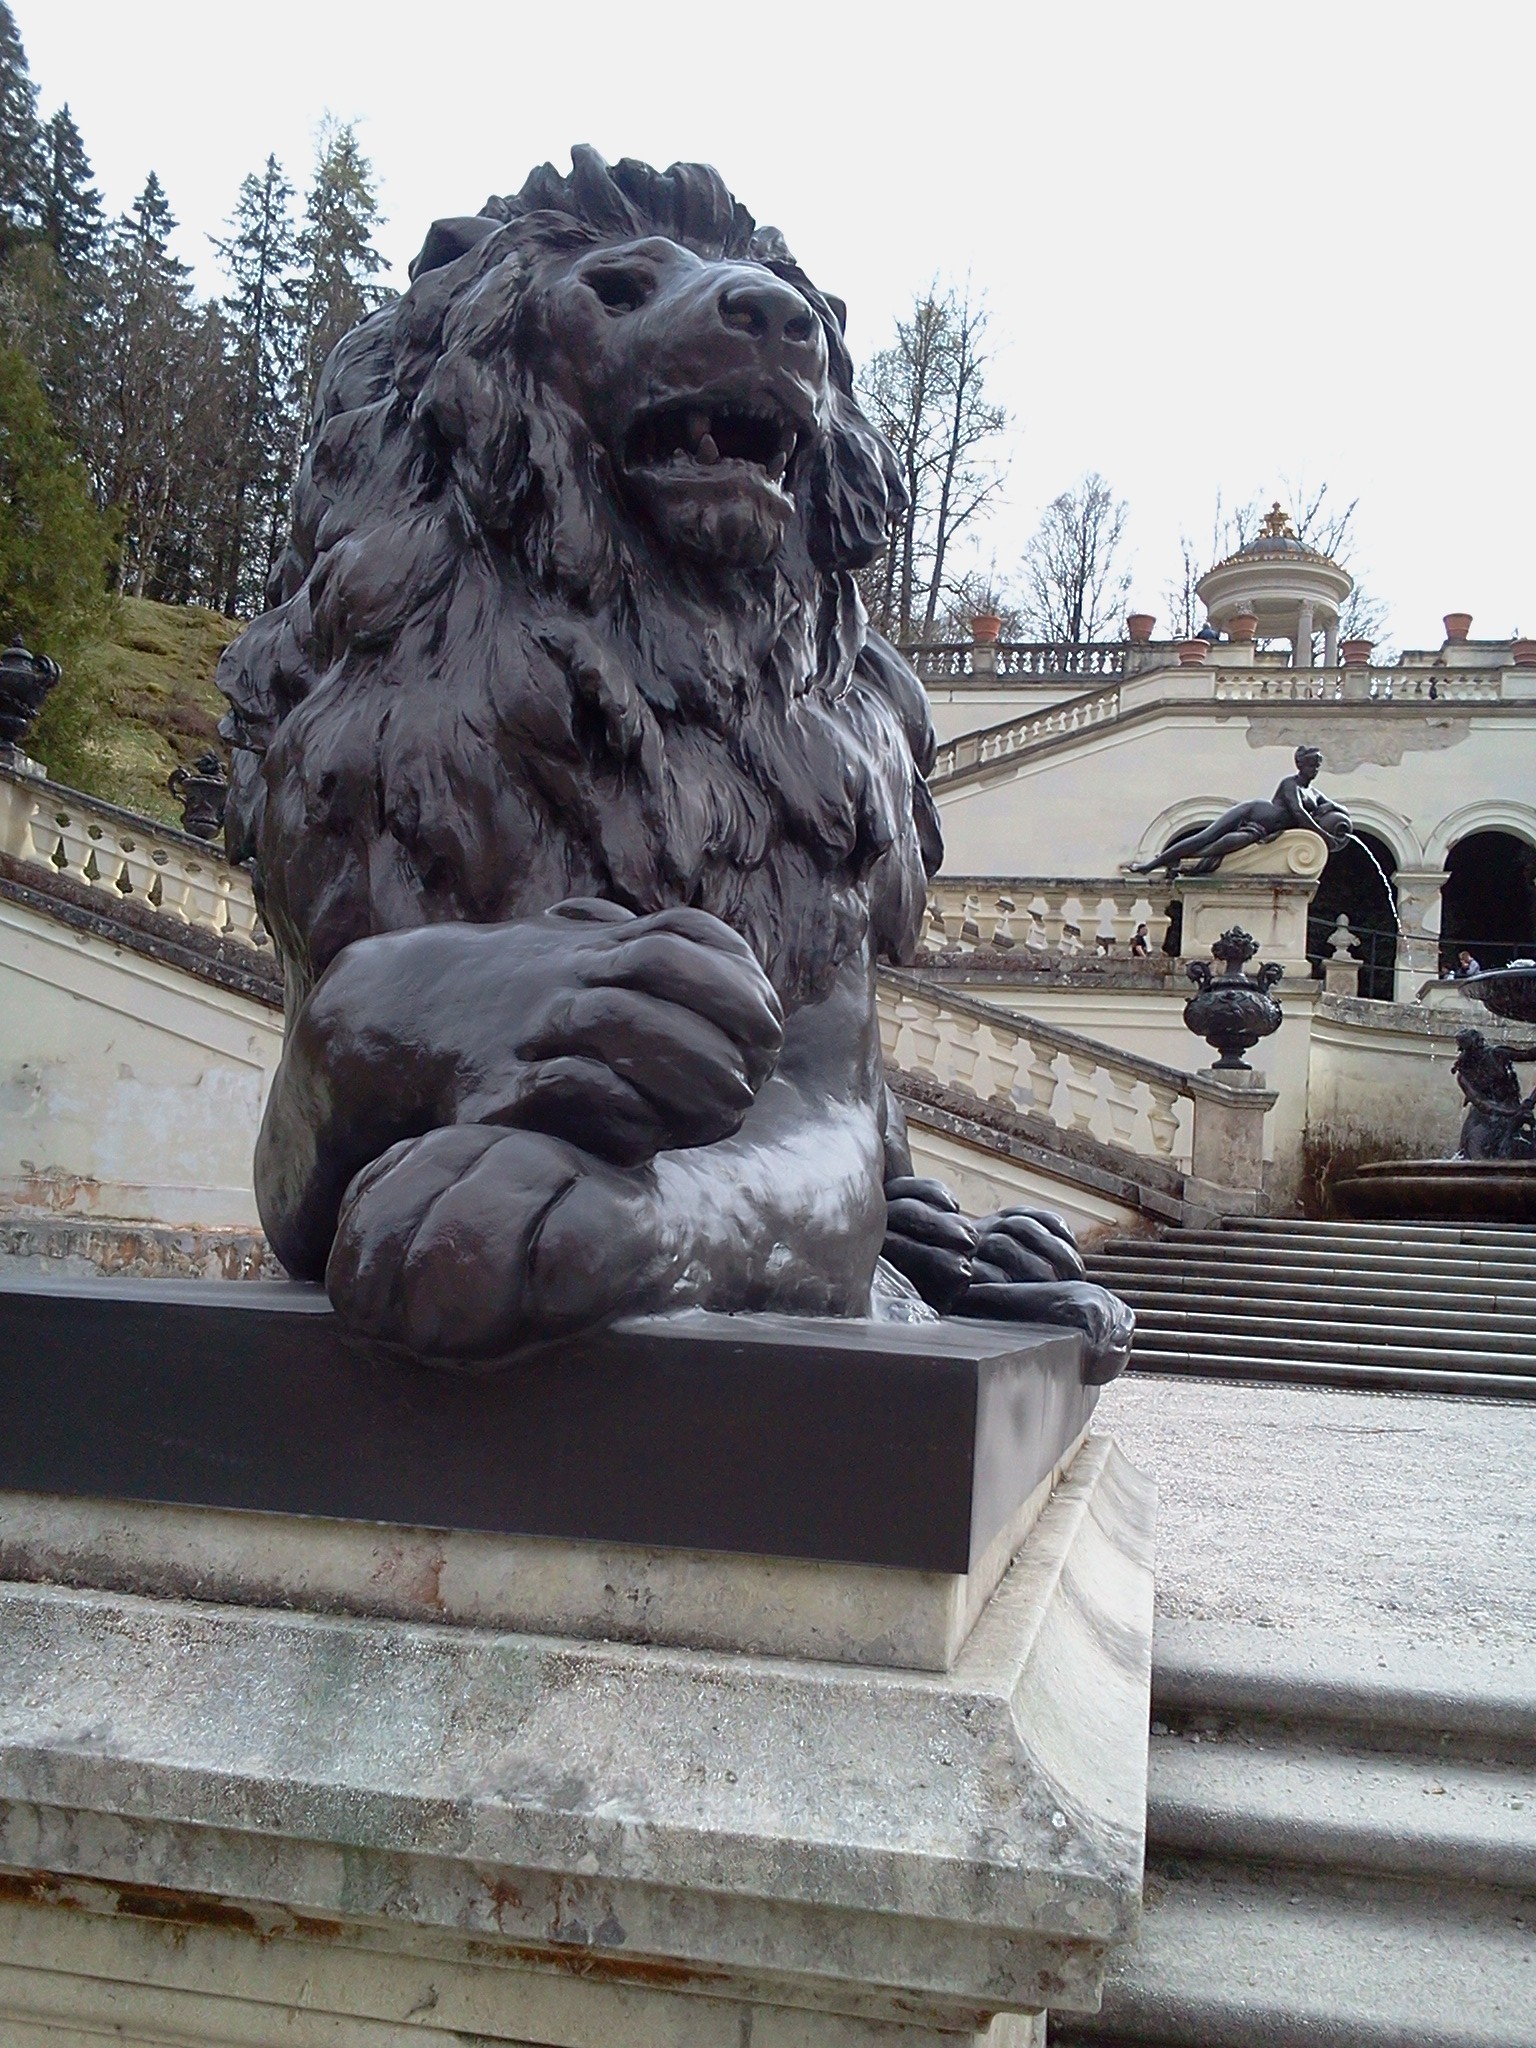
[1334,1158,1536,1223]
[1463,965,1536,1026]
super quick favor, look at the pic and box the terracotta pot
[970,612,1001,645]
[1125,612,1156,645]
[1339,638,1374,667]
[1226,611,1258,644]
[1443,611,1473,643]
[1511,638,1536,668]
[1176,638,1209,666]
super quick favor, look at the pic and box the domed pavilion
[1196,503,1353,665]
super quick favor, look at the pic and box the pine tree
[0,1,43,253]
[292,119,389,437]
[214,153,299,616]
[88,174,207,595]
[40,106,103,279]
[0,344,114,657]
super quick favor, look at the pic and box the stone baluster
[1024,1039,1059,1116]
[110,833,161,910]
[1106,896,1137,950]
[1146,1084,1184,1158]
[906,1002,941,1079]
[1104,1072,1139,1145]
[945,1011,982,1094]
[981,1021,1021,1107]
[1063,1053,1101,1132]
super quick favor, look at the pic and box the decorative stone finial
[1259,502,1293,539]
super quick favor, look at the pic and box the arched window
[1308,832,1398,1000]
[1439,831,1536,973]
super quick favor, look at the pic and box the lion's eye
[586,265,656,315]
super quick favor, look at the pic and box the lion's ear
[824,294,848,335]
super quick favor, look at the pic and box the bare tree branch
[1018,473,1131,644]
[857,286,1007,642]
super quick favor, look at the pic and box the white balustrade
[1212,667,1504,704]
[918,880,1171,959]
[0,767,268,951]
[931,683,1122,782]
[879,974,1196,1167]
[907,642,1131,682]
[925,662,1512,785]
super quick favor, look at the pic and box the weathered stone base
[0,1438,1154,2046]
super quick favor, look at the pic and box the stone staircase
[1051,1627,1536,2046]
[1088,1216,1536,1400]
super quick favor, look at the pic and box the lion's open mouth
[623,402,800,488]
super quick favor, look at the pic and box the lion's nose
[718,277,818,349]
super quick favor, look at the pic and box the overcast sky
[19,1,1535,651]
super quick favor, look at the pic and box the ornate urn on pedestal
[0,637,61,753]
[167,749,229,841]
[1184,926,1284,1070]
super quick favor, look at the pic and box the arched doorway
[1439,831,1536,972]
[1309,831,1398,1000]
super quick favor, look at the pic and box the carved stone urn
[1183,927,1284,1070]
[167,749,229,842]
[0,637,61,750]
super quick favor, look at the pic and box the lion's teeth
[767,450,787,479]
[687,410,710,449]
[696,433,720,466]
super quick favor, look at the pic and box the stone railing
[918,878,1172,957]
[926,660,1524,788]
[929,682,1122,782]
[1211,667,1506,704]
[0,765,267,950]
[880,971,1195,1165]
[906,642,1134,681]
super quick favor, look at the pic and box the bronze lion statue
[220,147,1132,1377]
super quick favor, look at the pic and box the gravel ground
[1096,1373,1536,1653]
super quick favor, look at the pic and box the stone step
[1147,1732,1536,1892]
[1128,1323,1535,1375]
[1150,1625,1536,1754]
[1050,1862,1536,2047]
[1201,1229,1536,1266]
[1049,1630,1536,2045]
[1212,1218,1536,1251]
[1100,1283,1536,1337]
[1090,1262,1536,1310]
[1097,1238,1536,1280]
[1123,1351,1536,1399]
[1085,1270,1536,1318]
[1126,1305,1536,1353]
[1092,1247,1536,1291]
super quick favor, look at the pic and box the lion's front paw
[326,1124,668,1369]
[461,901,785,1166]
[953,1208,1133,1384]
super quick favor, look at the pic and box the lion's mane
[220,147,940,1015]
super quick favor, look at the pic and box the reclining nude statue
[219,148,1132,1379]
[1128,744,1353,877]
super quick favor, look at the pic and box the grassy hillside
[26,598,242,827]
